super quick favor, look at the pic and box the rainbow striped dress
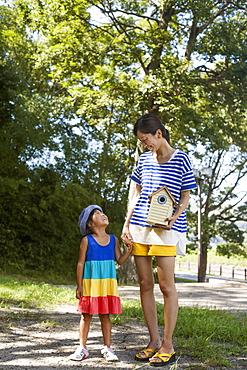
[77,234,122,315]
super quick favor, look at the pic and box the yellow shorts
[132,242,176,257]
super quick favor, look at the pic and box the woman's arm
[121,183,141,241]
[75,237,88,299]
[155,190,191,231]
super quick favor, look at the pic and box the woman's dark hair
[134,113,170,143]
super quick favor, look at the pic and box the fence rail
[175,261,247,281]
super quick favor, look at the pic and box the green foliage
[218,222,245,244]
[1,0,247,280]
[0,167,97,277]
[216,243,247,259]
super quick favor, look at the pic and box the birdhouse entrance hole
[158,195,167,204]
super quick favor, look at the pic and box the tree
[12,0,247,151]
[0,4,90,276]
[2,0,247,280]
[188,147,247,279]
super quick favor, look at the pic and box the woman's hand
[154,215,177,230]
[121,223,132,241]
[155,191,191,230]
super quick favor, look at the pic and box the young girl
[69,204,132,362]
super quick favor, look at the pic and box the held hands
[121,235,132,251]
[121,225,132,251]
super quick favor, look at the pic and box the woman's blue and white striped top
[130,149,197,233]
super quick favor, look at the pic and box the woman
[121,113,197,367]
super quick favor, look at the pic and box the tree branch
[209,169,247,212]
[95,3,158,23]
[216,193,247,219]
[146,2,175,74]
[185,1,234,60]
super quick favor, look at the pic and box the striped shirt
[130,149,197,233]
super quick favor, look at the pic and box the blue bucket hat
[78,205,103,235]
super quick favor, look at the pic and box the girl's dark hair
[134,113,170,143]
[85,209,97,235]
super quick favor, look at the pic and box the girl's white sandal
[101,346,118,361]
[69,346,89,361]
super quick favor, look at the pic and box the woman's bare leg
[134,255,161,355]
[155,256,178,358]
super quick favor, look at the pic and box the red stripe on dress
[77,295,122,315]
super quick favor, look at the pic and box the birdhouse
[146,185,178,226]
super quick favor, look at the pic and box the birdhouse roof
[148,185,179,207]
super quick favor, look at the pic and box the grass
[0,268,76,285]
[0,275,246,368]
[174,305,246,367]
[178,250,247,267]
[114,300,246,368]
[175,277,195,283]
[0,275,75,309]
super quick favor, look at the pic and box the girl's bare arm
[115,237,132,266]
[76,236,88,299]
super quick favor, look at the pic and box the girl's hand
[126,243,132,252]
[116,235,132,265]
[76,287,82,300]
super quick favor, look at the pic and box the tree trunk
[198,240,207,282]
[118,255,138,285]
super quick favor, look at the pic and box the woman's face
[137,129,161,152]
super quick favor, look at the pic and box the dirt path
[0,304,154,370]
[0,301,246,370]
[1,281,247,369]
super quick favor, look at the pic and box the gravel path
[0,282,246,369]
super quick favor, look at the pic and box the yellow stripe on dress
[82,278,119,297]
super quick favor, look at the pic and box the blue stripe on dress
[83,260,117,279]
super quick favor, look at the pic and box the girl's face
[89,209,109,228]
[137,129,162,152]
